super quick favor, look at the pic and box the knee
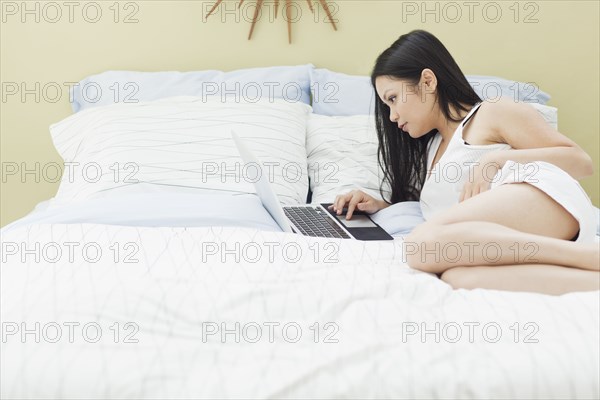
[404,223,431,272]
[404,222,448,273]
[440,267,478,290]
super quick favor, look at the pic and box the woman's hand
[459,158,502,202]
[329,190,389,220]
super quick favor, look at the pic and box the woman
[330,30,599,295]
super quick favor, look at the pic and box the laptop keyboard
[283,206,351,239]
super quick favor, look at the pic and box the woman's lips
[400,123,407,131]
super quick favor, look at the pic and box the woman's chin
[406,128,430,139]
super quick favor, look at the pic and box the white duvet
[2,222,598,399]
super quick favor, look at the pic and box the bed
[1,65,599,399]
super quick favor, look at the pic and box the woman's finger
[345,192,364,220]
[462,185,472,202]
[334,192,353,214]
[459,184,467,202]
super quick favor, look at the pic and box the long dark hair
[371,30,481,204]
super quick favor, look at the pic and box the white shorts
[490,160,597,244]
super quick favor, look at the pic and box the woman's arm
[483,99,594,179]
[484,146,593,179]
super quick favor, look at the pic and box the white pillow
[48,96,312,208]
[306,114,392,205]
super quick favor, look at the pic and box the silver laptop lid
[231,130,293,233]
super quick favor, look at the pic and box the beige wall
[1,0,598,226]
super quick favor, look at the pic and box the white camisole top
[419,102,511,220]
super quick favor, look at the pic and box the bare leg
[405,220,599,274]
[441,265,600,296]
[406,183,599,274]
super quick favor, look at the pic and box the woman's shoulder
[476,97,544,138]
[479,97,542,122]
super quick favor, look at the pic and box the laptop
[232,130,393,241]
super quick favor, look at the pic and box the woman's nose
[390,110,399,122]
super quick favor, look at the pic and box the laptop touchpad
[335,214,378,228]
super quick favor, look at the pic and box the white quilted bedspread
[1,223,598,399]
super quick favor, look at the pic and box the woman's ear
[420,68,437,93]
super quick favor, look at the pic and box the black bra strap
[462,103,482,128]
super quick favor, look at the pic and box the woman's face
[375,72,438,138]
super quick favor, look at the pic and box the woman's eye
[388,96,396,104]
